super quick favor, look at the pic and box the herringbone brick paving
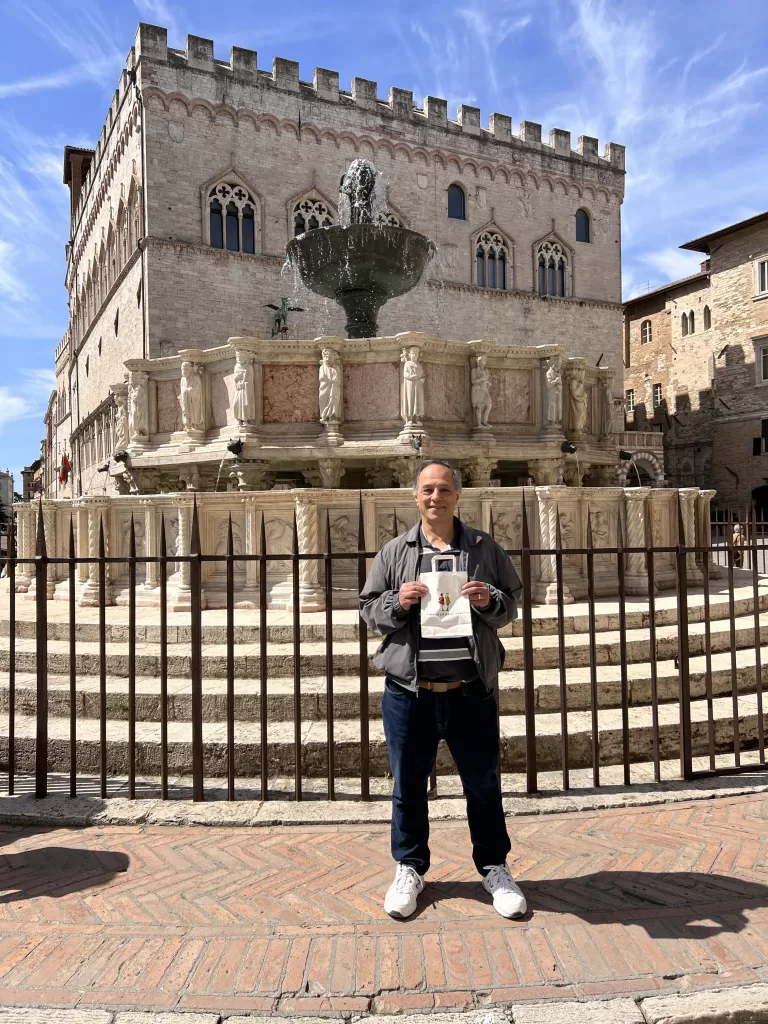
[2,796,768,1013]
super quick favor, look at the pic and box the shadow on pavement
[0,845,130,902]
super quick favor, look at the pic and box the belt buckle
[432,682,449,692]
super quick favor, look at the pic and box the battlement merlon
[128,23,626,173]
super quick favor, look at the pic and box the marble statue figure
[544,358,562,425]
[128,371,148,440]
[114,390,129,451]
[470,354,492,427]
[401,346,425,425]
[319,348,342,424]
[568,368,588,433]
[180,361,205,432]
[600,379,614,438]
[233,351,256,424]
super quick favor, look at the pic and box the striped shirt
[417,527,478,683]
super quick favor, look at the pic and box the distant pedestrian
[360,460,526,920]
[732,522,745,568]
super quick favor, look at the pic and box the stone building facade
[49,22,626,498]
[624,211,768,512]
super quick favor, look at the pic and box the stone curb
[3,773,768,829]
[1,984,768,1021]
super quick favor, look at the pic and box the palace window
[209,183,257,253]
[704,305,711,330]
[757,341,768,383]
[626,389,635,413]
[653,382,663,408]
[373,211,401,227]
[575,208,591,243]
[681,313,688,336]
[688,310,695,333]
[475,230,508,290]
[641,319,652,344]
[537,241,567,297]
[293,197,334,236]
[447,184,466,220]
[758,258,768,295]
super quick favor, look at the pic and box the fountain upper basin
[286,223,435,338]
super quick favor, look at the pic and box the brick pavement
[1,795,768,1014]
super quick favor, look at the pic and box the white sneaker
[384,863,424,919]
[482,863,527,919]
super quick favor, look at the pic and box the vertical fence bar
[325,516,335,800]
[555,510,569,791]
[259,513,269,801]
[726,508,740,767]
[676,495,693,780]
[645,512,661,783]
[98,516,107,794]
[7,511,15,795]
[586,509,600,788]
[160,515,168,799]
[751,504,765,762]
[128,515,136,800]
[189,499,204,802]
[702,529,716,771]
[35,504,48,799]
[226,514,235,801]
[68,517,76,798]
[521,495,537,795]
[292,510,302,801]
[489,511,502,791]
[357,496,370,801]
[616,516,630,786]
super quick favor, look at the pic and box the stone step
[1,647,765,722]
[1,612,766,676]
[2,585,765,645]
[0,691,764,775]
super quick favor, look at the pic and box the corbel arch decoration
[200,166,264,254]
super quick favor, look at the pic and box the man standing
[360,460,526,920]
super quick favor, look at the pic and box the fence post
[34,501,48,799]
[190,497,204,801]
[521,493,537,795]
[676,493,693,780]
[7,508,15,796]
[357,495,370,801]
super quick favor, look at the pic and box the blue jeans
[381,677,511,877]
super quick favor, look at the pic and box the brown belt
[417,679,463,692]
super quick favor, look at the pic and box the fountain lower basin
[286,223,434,338]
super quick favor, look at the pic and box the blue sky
[0,0,767,487]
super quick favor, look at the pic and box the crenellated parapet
[126,24,624,173]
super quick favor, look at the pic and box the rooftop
[624,270,709,308]
[681,210,768,253]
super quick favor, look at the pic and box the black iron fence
[2,495,767,802]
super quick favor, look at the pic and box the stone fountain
[286,159,435,338]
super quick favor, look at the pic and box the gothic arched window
[208,182,258,252]
[688,310,695,334]
[293,197,334,236]
[475,230,509,290]
[641,319,652,344]
[704,304,711,330]
[447,184,466,220]
[575,208,591,243]
[537,241,567,297]
[681,313,688,336]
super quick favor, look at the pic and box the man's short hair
[412,459,462,493]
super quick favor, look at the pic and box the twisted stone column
[695,488,723,577]
[624,488,651,595]
[295,494,323,611]
[142,500,157,589]
[15,505,33,592]
[244,497,258,592]
[79,500,112,606]
[535,486,574,604]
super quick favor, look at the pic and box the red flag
[58,452,71,485]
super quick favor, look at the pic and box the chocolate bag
[419,553,473,638]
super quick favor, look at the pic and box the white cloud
[0,369,55,436]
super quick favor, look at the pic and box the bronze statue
[264,297,304,338]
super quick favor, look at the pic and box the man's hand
[462,580,491,609]
[398,581,429,610]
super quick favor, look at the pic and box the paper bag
[419,553,473,638]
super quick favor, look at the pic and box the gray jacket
[359,519,522,692]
